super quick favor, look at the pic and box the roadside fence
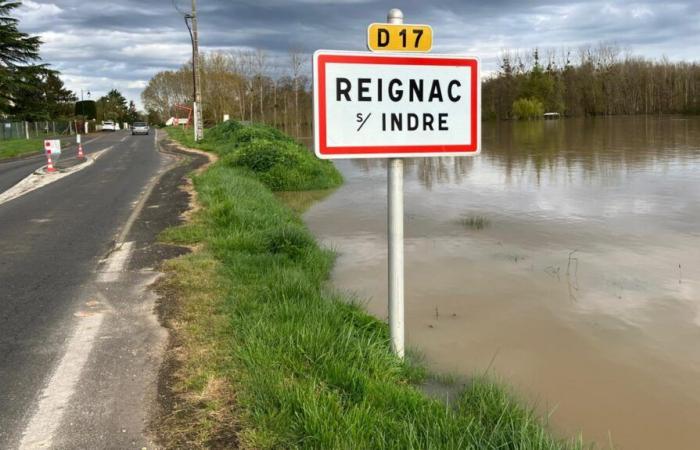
[0,120,99,141]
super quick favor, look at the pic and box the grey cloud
[15,0,700,108]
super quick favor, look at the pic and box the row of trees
[142,50,312,136]
[90,89,140,124]
[483,44,700,120]
[145,43,699,130]
[0,0,77,121]
[1,0,139,124]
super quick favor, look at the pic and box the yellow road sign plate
[367,23,433,52]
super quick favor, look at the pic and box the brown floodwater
[300,116,700,449]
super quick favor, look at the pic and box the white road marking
[0,147,112,207]
[14,129,168,448]
[18,312,105,450]
[98,241,135,282]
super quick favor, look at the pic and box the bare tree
[289,49,304,137]
[254,49,268,123]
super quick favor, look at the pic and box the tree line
[483,44,700,120]
[0,0,76,121]
[1,0,139,125]
[142,50,312,137]
[146,43,699,131]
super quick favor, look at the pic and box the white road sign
[44,139,61,155]
[313,50,480,159]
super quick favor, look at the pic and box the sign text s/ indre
[313,50,480,159]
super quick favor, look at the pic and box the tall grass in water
[160,121,583,449]
[460,215,491,230]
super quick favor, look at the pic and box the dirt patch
[150,255,240,450]
[168,142,216,224]
[147,138,239,449]
[126,139,209,271]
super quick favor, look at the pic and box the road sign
[367,23,432,52]
[44,139,61,155]
[313,50,480,159]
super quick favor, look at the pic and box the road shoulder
[25,133,210,449]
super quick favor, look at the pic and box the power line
[171,0,187,16]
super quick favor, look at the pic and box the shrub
[203,120,244,144]
[176,120,343,192]
[225,138,342,191]
[512,97,545,120]
[204,121,293,148]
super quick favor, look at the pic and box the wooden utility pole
[191,0,203,141]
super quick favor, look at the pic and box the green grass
[158,121,584,449]
[166,126,205,151]
[0,137,49,160]
[169,122,341,191]
[460,215,491,230]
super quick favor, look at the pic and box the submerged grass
[159,121,584,449]
[460,215,491,230]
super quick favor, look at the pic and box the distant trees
[8,69,76,120]
[141,68,192,125]
[2,1,145,125]
[75,100,97,119]
[0,0,42,114]
[512,98,544,119]
[1,0,78,120]
[142,50,312,136]
[126,100,139,123]
[97,89,128,122]
[483,44,700,119]
[143,43,700,130]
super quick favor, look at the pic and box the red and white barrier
[77,134,85,159]
[46,151,57,173]
[44,139,61,173]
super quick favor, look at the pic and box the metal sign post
[312,8,480,358]
[387,9,405,358]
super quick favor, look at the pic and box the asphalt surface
[0,130,172,448]
[0,135,102,193]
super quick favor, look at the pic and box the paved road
[0,134,108,194]
[0,130,170,448]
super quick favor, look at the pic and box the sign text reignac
[313,51,480,159]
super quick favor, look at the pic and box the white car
[102,121,116,131]
[131,122,150,135]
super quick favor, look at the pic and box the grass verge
[0,137,48,160]
[156,121,584,449]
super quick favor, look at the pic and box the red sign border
[313,50,480,159]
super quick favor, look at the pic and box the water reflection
[303,116,700,450]
[350,116,700,190]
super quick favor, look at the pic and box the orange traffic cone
[46,152,57,173]
[77,143,85,159]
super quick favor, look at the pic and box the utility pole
[186,0,204,141]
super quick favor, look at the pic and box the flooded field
[301,116,700,449]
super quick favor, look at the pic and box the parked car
[131,122,150,135]
[102,120,116,131]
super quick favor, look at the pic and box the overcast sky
[15,0,700,109]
